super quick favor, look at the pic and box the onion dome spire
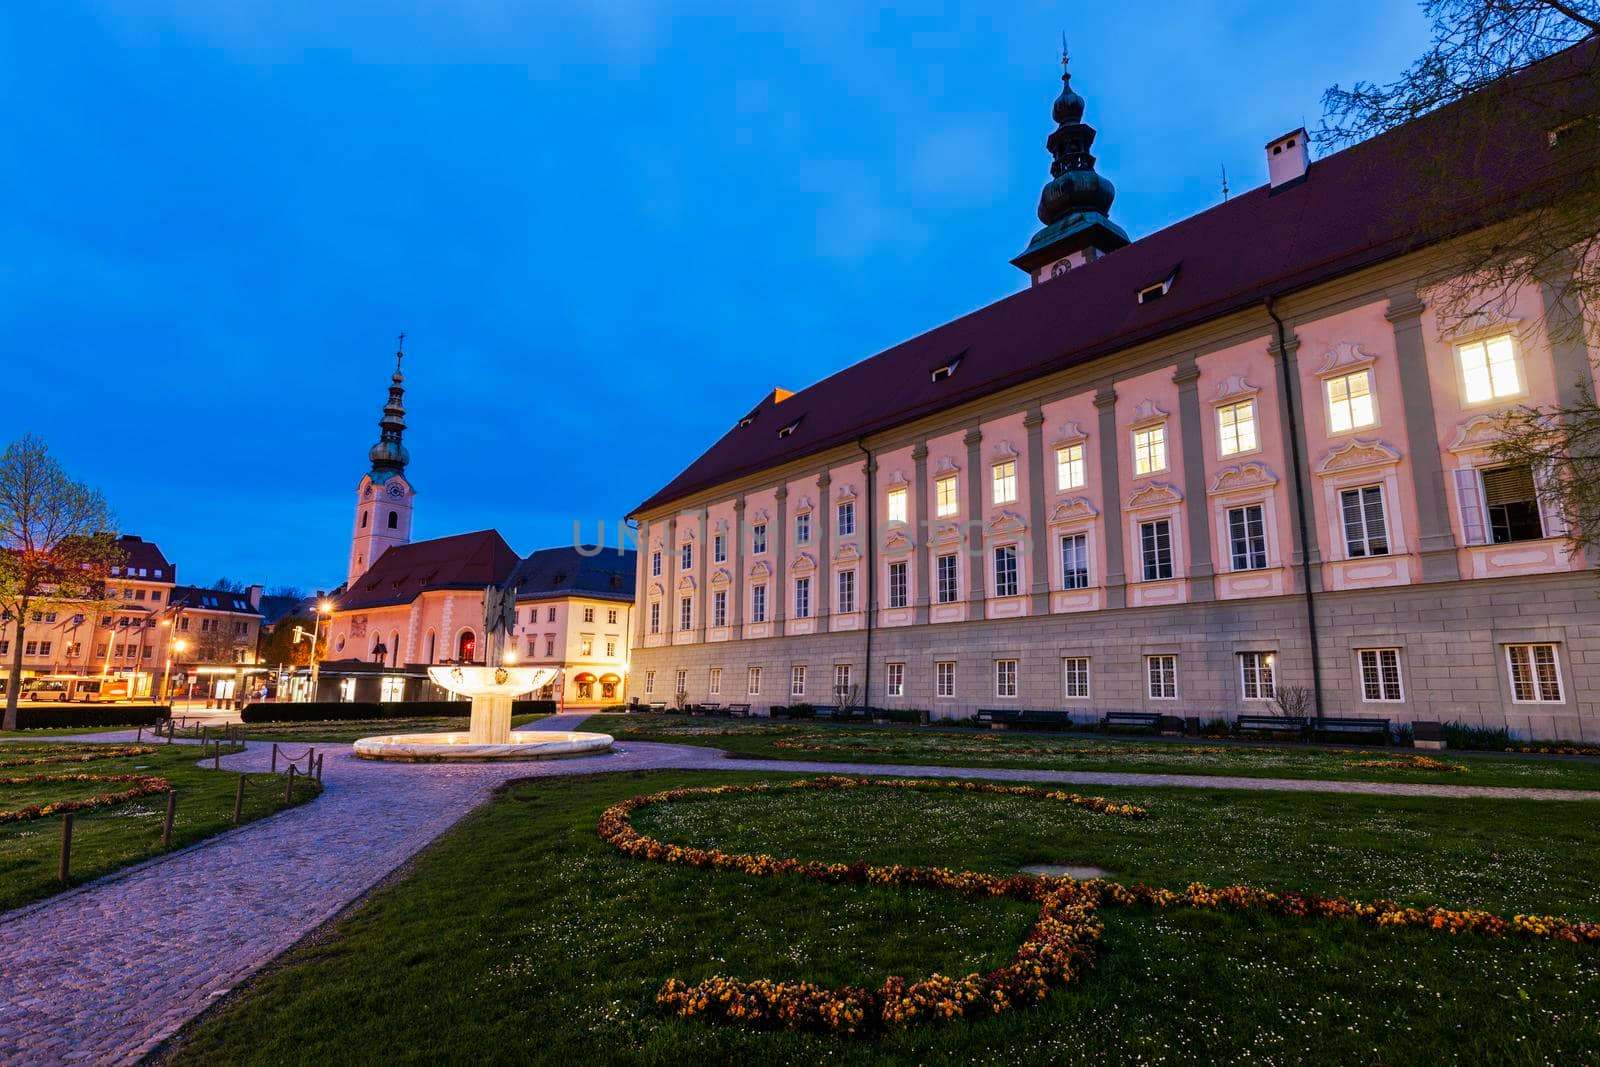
[367,334,410,478]
[1011,44,1129,284]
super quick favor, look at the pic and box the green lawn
[170,770,1600,1064]
[0,726,136,738]
[593,714,1600,790]
[170,713,549,745]
[0,741,321,912]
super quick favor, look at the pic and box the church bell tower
[348,338,415,585]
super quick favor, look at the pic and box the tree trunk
[3,615,26,731]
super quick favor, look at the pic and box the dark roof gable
[337,530,521,612]
[505,546,637,603]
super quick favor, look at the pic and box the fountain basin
[352,729,614,762]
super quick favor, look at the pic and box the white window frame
[1357,648,1404,703]
[793,576,811,619]
[675,669,687,695]
[1239,651,1276,701]
[1132,423,1167,476]
[1340,484,1390,558]
[1146,654,1178,700]
[379,676,405,703]
[712,589,727,628]
[752,523,768,555]
[1506,643,1564,704]
[795,511,812,545]
[887,486,908,524]
[1226,503,1269,571]
[992,459,1018,504]
[837,500,856,537]
[751,583,767,623]
[995,658,1019,699]
[935,552,959,604]
[681,542,693,570]
[837,569,856,614]
[935,660,956,699]
[992,544,1019,597]
[644,669,656,695]
[886,560,908,609]
[791,665,806,698]
[713,532,727,563]
[833,663,852,701]
[679,595,693,631]
[886,661,905,697]
[650,550,661,577]
[1325,369,1377,435]
[935,475,959,517]
[1056,442,1085,491]
[1139,518,1175,581]
[709,667,722,696]
[1063,656,1090,699]
[1059,531,1089,590]
[1455,331,1524,407]
[649,601,660,635]
[1217,398,1258,457]
[747,666,761,696]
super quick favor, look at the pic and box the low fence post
[307,748,316,776]
[285,764,296,804]
[316,752,324,783]
[271,744,279,773]
[136,726,143,743]
[213,740,221,770]
[233,774,245,825]
[162,791,177,847]
[58,813,74,882]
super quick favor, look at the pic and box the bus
[20,676,131,702]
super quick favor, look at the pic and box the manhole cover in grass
[1021,863,1110,880]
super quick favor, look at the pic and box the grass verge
[169,713,549,745]
[169,770,1600,1064]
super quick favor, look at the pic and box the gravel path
[2,714,1597,1064]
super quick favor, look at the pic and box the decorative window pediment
[789,551,818,574]
[1317,437,1402,474]
[1317,340,1378,376]
[1130,398,1168,425]
[883,528,917,555]
[678,527,696,543]
[834,483,858,502]
[710,567,733,587]
[750,507,770,524]
[648,581,664,598]
[1209,461,1279,495]
[747,560,772,579]
[1049,497,1100,524]
[931,521,964,545]
[676,575,697,592]
[884,468,910,490]
[1446,309,1522,342]
[988,508,1028,535]
[1212,374,1260,403]
[1126,481,1184,511]
[990,440,1020,461]
[1052,420,1088,448]
[933,455,961,478]
[1447,413,1514,454]
[794,496,814,513]
[833,542,861,564]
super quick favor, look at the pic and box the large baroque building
[626,47,1600,738]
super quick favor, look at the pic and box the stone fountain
[352,585,614,762]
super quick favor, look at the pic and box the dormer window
[778,418,802,438]
[737,408,759,428]
[1138,265,1180,304]
[930,352,964,382]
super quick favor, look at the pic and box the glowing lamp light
[318,600,334,614]
[502,648,519,665]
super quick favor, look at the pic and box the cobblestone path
[3,714,1597,1064]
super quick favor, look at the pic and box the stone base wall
[626,571,1600,741]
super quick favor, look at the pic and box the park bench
[1314,716,1391,744]
[1015,709,1075,731]
[1412,720,1445,750]
[1235,714,1309,737]
[1103,711,1163,731]
[976,708,1022,728]
[812,704,841,720]
[646,701,667,713]
[726,703,752,717]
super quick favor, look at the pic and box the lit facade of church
[625,51,1600,738]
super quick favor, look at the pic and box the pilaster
[730,497,745,638]
[1268,332,1324,592]
[963,426,985,611]
[1172,359,1216,601]
[1024,405,1050,612]
[817,471,832,623]
[1538,264,1600,565]
[773,485,788,635]
[1093,387,1127,608]
[911,440,931,625]
[1387,291,1461,581]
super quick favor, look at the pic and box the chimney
[1266,128,1309,188]
[247,584,263,609]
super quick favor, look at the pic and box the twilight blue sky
[1,2,1430,591]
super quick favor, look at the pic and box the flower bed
[0,773,172,823]
[1345,755,1467,774]
[0,745,157,770]
[599,775,1600,1036]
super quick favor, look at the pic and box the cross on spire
[395,332,406,372]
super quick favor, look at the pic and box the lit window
[837,501,855,537]
[583,607,594,623]
[935,475,959,517]
[1239,652,1276,700]
[607,609,618,624]
[1227,505,1268,570]
[887,486,908,524]
[992,545,1019,597]
[836,570,856,613]
[936,553,959,603]
[1060,533,1088,589]
[992,460,1017,504]
[1063,657,1090,698]
[935,661,956,698]
[1217,399,1257,456]
[580,636,593,657]
[1458,333,1521,404]
[1358,649,1404,702]
[791,665,806,697]
[1140,519,1174,581]
[747,666,761,695]
[1326,370,1376,433]
[794,576,811,619]
[1507,644,1563,703]
[1056,443,1085,490]
[995,659,1018,698]
[1147,655,1177,699]
[605,639,616,657]
[886,662,905,697]
[1133,424,1167,476]
[887,561,908,608]
[1340,485,1388,557]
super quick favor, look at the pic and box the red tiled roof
[634,41,1600,516]
[335,530,520,612]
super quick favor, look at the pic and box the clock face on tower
[386,482,406,498]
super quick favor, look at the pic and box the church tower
[1011,46,1129,285]
[348,340,415,585]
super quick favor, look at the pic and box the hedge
[13,704,172,729]
[241,699,558,723]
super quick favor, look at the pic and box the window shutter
[1453,468,1488,545]
[1533,462,1568,537]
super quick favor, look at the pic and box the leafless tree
[0,436,118,729]
[1273,685,1316,720]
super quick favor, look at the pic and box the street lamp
[293,600,334,701]
[161,637,188,705]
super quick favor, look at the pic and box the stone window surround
[1126,483,1185,584]
[1207,462,1281,574]
[1351,645,1408,704]
[1316,341,1383,437]
[1316,440,1408,563]
[1446,319,1529,410]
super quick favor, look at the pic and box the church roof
[505,546,637,603]
[634,40,1600,517]
[337,529,520,611]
